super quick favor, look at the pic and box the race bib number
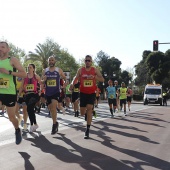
[47,79,56,87]
[0,78,9,88]
[110,94,114,99]
[74,88,79,92]
[26,84,34,91]
[83,80,93,87]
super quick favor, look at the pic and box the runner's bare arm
[11,57,27,78]
[59,68,67,82]
[71,68,81,86]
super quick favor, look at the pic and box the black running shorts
[80,92,96,107]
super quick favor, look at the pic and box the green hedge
[133,94,143,101]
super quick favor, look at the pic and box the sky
[1,0,170,70]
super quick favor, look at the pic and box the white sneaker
[30,125,34,133]
[116,110,119,113]
[33,124,39,131]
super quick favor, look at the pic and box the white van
[143,84,162,106]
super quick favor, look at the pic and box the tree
[27,38,60,69]
[94,50,124,94]
[95,51,122,82]
[8,43,26,63]
[134,50,152,86]
[27,38,79,78]
[55,49,79,81]
[146,51,170,84]
[120,70,132,86]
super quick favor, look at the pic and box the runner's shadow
[18,152,35,170]
[89,123,170,170]
[26,134,134,170]
[122,118,165,128]
[91,121,159,144]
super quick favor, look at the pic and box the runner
[106,80,117,117]
[0,41,26,144]
[57,78,66,115]
[95,86,101,108]
[71,55,104,139]
[19,64,41,132]
[114,80,120,112]
[70,77,80,117]
[127,87,133,111]
[118,82,128,116]
[41,56,66,135]
[15,77,28,130]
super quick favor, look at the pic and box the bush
[133,94,143,101]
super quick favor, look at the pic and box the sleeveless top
[80,67,97,94]
[119,87,127,99]
[23,74,38,94]
[106,86,116,99]
[45,67,60,96]
[0,57,16,95]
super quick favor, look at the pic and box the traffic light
[153,40,159,51]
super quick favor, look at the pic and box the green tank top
[65,84,72,95]
[119,87,127,99]
[0,57,16,95]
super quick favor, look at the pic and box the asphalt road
[0,102,170,170]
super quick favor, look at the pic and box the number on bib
[0,78,9,88]
[83,80,93,87]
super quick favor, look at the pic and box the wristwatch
[9,70,12,75]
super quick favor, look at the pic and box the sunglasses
[85,60,91,62]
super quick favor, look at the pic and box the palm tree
[27,38,79,79]
[27,39,60,69]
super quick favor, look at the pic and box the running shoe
[51,122,59,135]
[84,129,89,139]
[0,111,4,116]
[30,125,34,133]
[124,111,127,116]
[33,124,39,131]
[15,128,22,145]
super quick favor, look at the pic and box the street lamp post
[103,72,107,86]
[102,72,108,100]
